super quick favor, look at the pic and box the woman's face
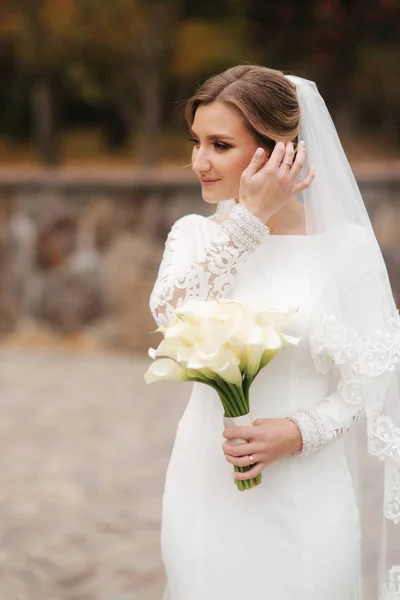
[190,102,263,204]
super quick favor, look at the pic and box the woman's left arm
[287,359,393,459]
[288,226,400,459]
[223,226,400,477]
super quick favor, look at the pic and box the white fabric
[150,74,400,599]
[153,217,363,599]
[213,75,400,598]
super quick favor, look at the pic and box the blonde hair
[185,65,300,155]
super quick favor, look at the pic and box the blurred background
[0,1,398,599]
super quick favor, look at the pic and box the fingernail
[300,140,306,147]
[255,147,264,156]
[232,473,238,479]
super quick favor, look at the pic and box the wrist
[284,418,303,455]
[237,201,274,227]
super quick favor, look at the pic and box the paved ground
[0,347,187,600]
[0,346,389,599]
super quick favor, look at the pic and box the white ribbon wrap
[223,413,253,445]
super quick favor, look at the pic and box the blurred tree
[171,17,256,79]
[64,0,143,152]
[0,0,182,165]
[135,0,182,166]
[0,0,399,163]
[245,0,400,139]
[167,2,257,134]
[65,0,182,165]
[0,0,84,165]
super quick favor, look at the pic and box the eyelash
[188,138,232,151]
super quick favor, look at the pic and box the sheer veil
[216,75,400,598]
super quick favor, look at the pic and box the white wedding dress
[149,213,377,600]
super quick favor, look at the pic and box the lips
[200,179,221,186]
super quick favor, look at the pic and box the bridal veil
[216,75,400,599]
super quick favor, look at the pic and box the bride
[149,66,400,600]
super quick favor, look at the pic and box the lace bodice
[150,205,269,328]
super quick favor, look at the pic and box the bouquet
[144,298,299,491]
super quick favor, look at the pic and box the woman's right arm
[150,140,314,327]
[149,204,269,327]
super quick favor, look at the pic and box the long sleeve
[149,204,270,328]
[288,225,400,458]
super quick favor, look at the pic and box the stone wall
[0,169,398,353]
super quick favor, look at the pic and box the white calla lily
[156,337,180,360]
[187,344,242,386]
[144,358,187,384]
[260,325,283,349]
[244,343,264,379]
[145,298,302,492]
[260,347,280,369]
[282,333,301,346]
[176,299,221,321]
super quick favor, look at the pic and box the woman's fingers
[225,453,258,467]
[288,141,306,181]
[279,142,295,171]
[223,425,259,441]
[222,440,259,457]
[241,147,267,182]
[291,166,315,195]
[266,141,286,170]
[233,461,267,480]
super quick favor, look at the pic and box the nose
[191,147,211,175]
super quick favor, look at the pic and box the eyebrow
[190,130,236,141]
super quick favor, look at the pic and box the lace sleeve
[149,204,270,327]
[287,226,400,459]
[288,314,400,458]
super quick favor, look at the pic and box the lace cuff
[287,409,328,458]
[287,406,362,459]
[221,204,270,251]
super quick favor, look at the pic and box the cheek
[223,150,255,183]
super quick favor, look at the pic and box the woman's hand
[222,418,303,482]
[239,141,315,224]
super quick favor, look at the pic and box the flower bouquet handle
[145,298,299,491]
[223,412,259,488]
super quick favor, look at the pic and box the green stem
[189,376,232,415]
[188,373,239,417]
[227,384,245,416]
[242,376,251,411]
[235,386,249,415]
[233,465,262,491]
[215,378,239,417]
[189,373,261,492]
[216,379,247,417]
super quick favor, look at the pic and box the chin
[201,192,222,204]
[202,196,221,204]
[202,190,234,204]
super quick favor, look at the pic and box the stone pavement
[0,346,388,599]
[0,347,187,600]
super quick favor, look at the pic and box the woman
[149,66,400,600]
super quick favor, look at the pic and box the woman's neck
[267,196,306,234]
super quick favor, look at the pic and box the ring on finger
[248,454,255,465]
[282,160,292,166]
